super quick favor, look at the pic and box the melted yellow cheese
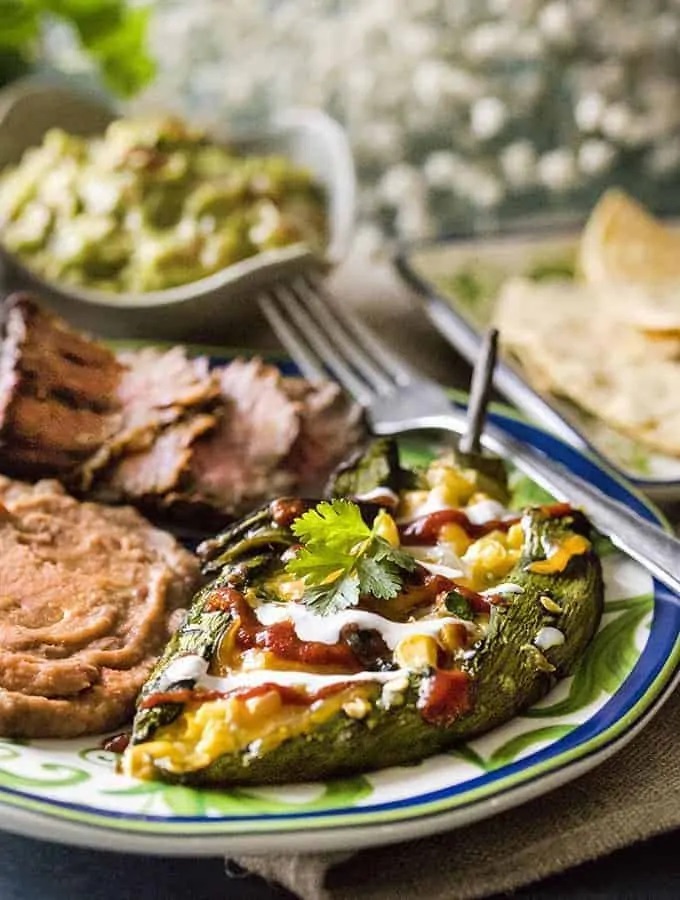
[528,534,591,574]
[123,685,372,779]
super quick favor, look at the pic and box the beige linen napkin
[232,683,679,899]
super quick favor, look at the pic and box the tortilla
[494,277,680,457]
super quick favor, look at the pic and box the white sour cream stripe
[405,544,465,577]
[159,654,412,694]
[534,626,565,650]
[354,487,400,506]
[253,601,475,648]
[464,498,518,525]
[480,582,524,596]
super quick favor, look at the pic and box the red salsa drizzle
[399,502,574,546]
[418,669,472,726]
[227,589,362,670]
[400,509,518,545]
[404,570,491,615]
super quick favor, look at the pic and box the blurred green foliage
[0,0,156,96]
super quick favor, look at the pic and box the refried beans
[0,476,199,738]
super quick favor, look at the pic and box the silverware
[260,271,680,600]
[459,327,498,455]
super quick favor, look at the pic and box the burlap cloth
[230,255,680,899]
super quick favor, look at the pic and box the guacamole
[0,116,326,293]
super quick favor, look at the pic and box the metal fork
[259,271,680,600]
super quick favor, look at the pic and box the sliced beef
[102,358,300,520]
[185,359,301,512]
[0,294,123,479]
[101,413,217,501]
[0,295,365,526]
[281,377,364,491]
[80,346,219,488]
[0,476,199,738]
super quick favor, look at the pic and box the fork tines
[259,273,412,404]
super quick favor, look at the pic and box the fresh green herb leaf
[303,573,361,617]
[444,590,474,620]
[372,539,418,573]
[356,554,402,600]
[291,499,372,552]
[286,545,354,583]
[286,500,417,615]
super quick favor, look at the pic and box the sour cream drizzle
[253,601,475,648]
[159,653,412,694]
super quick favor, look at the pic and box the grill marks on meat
[0,295,364,522]
[0,295,122,479]
[0,477,198,738]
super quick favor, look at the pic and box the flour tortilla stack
[494,277,680,457]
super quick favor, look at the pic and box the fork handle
[483,423,680,598]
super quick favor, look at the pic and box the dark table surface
[0,828,679,899]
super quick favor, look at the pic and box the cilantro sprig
[285,499,416,616]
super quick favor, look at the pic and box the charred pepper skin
[128,442,604,785]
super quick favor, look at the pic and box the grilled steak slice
[0,476,199,738]
[185,358,301,511]
[101,413,217,502]
[100,358,300,518]
[0,294,122,479]
[0,295,365,524]
[282,378,364,492]
[81,346,219,488]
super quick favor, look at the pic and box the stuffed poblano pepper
[124,440,604,785]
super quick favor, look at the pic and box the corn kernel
[342,696,371,719]
[463,532,517,590]
[540,595,563,614]
[275,577,306,602]
[439,522,472,555]
[439,622,467,653]
[394,634,439,671]
[507,523,524,549]
[399,490,429,519]
[373,509,400,547]
[468,491,492,506]
[245,690,282,720]
[426,461,475,506]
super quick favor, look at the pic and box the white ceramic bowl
[0,79,356,340]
